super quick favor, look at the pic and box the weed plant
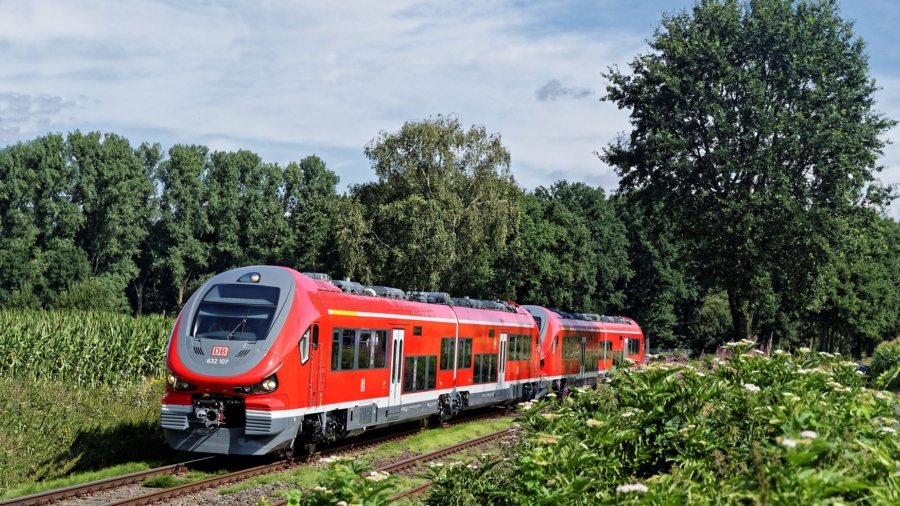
[0,309,172,386]
[425,340,900,505]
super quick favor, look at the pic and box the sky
[1,0,899,210]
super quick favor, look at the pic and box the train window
[331,332,340,370]
[552,335,558,354]
[489,330,495,338]
[341,330,355,369]
[627,338,641,355]
[401,355,438,393]
[601,341,612,360]
[357,331,373,369]
[457,338,472,369]
[440,338,455,370]
[563,336,581,359]
[507,334,531,361]
[403,357,415,392]
[373,330,388,368]
[473,354,497,383]
[313,325,319,350]
[413,326,422,336]
[299,327,310,364]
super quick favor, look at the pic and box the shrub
[432,340,900,504]
[277,457,394,506]
[870,337,900,390]
[53,275,131,313]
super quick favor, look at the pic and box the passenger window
[331,331,340,370]
[299,327,310,364]
[457,338,473,369]
[440,338,455,370]
[552,335,558,354]
[357,331,373,369]
[341,329,355,369]
[373,330,388,367]
[403,357,415,392]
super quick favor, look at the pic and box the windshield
[192,284,281,341]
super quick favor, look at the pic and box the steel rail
[0,457,216,506]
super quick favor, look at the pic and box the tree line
[1,0,898,356]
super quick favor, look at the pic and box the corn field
[0,309,173,386]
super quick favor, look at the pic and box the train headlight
[234,373,278,395]
[166,370,196,391]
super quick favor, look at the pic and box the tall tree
[280,155,340,272]
[343,115,519,295]
[601,0,895,339]
[157,145,211,306]
[68,131,156,282]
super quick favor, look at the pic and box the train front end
[161,266,310,456]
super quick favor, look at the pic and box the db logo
[211,346,229,357]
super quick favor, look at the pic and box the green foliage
[53,275,131,313]
[871,338,900,390]
[0,309,172,385]
[602,0,896,339]
[280,457,394,506]
[0,378,174,497]
[432,341,900,504]
[345,115,520,295]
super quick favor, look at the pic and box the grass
[0,378,177,498]
[220,416,516,498]
[143,470,230,488]
[0,462,157,500]
[370,417,517,459]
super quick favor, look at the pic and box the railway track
[2,408,510,506]
[0,458,216,506]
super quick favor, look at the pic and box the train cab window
[192,284,280,341]
[299,327,310,364]
[473,354,497,383]
[403,355,437,392]
[457,338,473,369]
[373,330,388,367]
[440,338,455,370]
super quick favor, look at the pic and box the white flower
[799,347,811,353]
[818,352,833,358]
[616,483,649,494]
[856,370,865,375]
[781,438,798,448]
[547,393,557,399]
[695,371,707,377]
[752,349,765,355]
[621,412,635,418]
[800,430,818,439]
[774,349,786,355]
[880,427,897,434]
[743,383,761,393]
[337,502,348,506]
[366,471,390,482]
[876,392,891,401]
[429,462,444,468]
[587,419,603,427]
[314,486,328,492]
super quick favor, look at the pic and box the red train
[161,266,643,455]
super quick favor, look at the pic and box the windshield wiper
[225,308,251,340]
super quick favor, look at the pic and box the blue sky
[1,0,898,211]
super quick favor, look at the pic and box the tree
[68,131,156,282]
[280,155,340,272]
[157,145,211,306]
[601,0,895,339]
[342,116,519,294]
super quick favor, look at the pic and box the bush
[431,340,900,504]
[870,337,900,390]
[54,276,131,313]
[275,457,394,506]
[0,378,174,496]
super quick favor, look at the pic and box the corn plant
[0,309,172,386]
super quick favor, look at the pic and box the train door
[306,325,323,407]
[388,329,405,414]
[498,332,508,398]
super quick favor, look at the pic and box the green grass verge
[0,378,177,498]
[220,416,515,498]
